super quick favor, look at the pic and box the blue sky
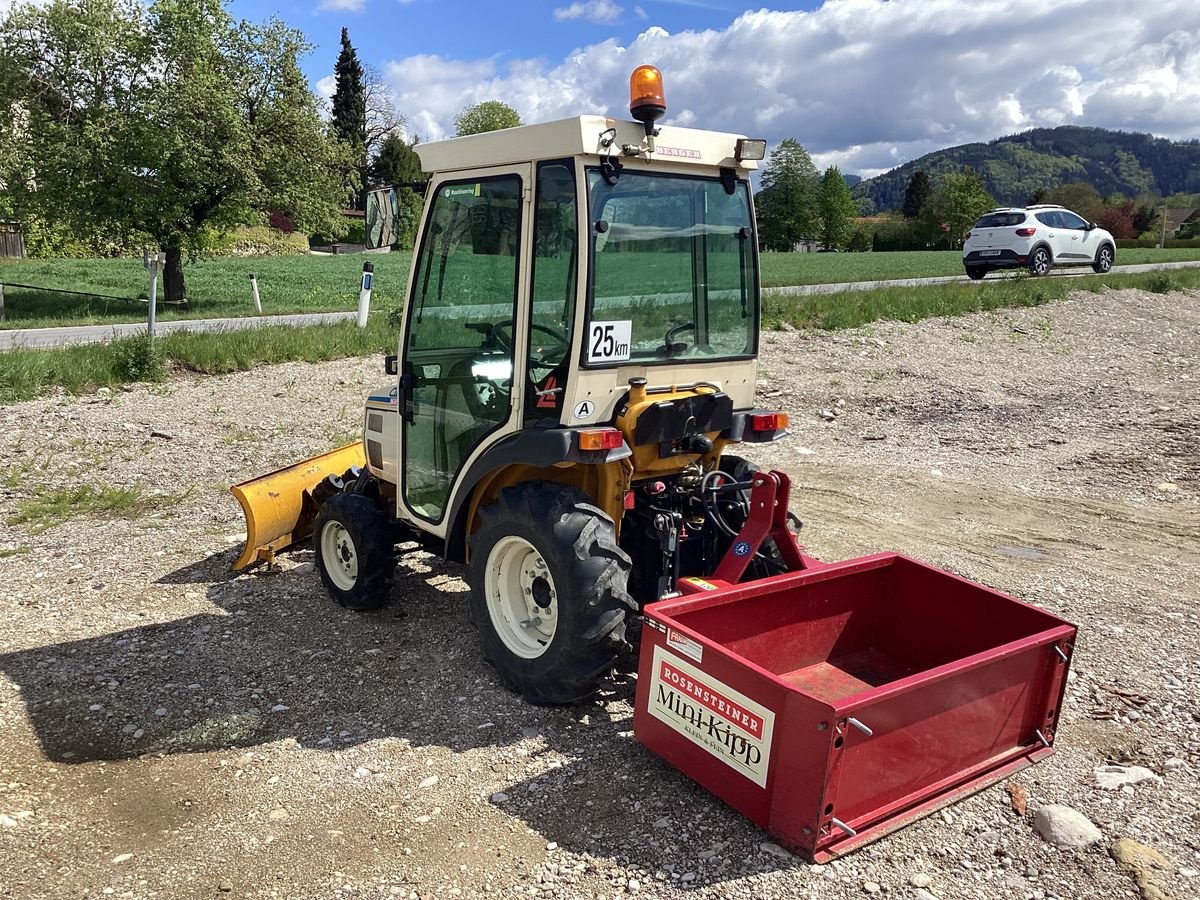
[220,0,1200,177]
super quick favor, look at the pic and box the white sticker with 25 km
[587,320,632,364]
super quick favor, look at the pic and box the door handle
[399,371,416,424]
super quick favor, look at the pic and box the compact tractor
[232,68,1076,860]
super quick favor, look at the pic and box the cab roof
[415,115,758,175]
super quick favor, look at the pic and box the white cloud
[317,0,365,12]
[380,0,1200,172]
[634,5,648,19]
[553,1,623,24]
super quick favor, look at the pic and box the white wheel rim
[484,536,558,659]
[320,521,358,591]
[1100,249,1112,270]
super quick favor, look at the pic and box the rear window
[974,212,1026,228]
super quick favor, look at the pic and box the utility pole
[1159,201,1169,249]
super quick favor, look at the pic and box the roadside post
[0,281,5,322]
[357,261,374,329]
[145,250,165,339]
[250,273,262,314]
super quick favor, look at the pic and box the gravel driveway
[0,287,1196,900]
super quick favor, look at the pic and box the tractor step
[634,552,1075,862]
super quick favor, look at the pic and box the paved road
[3,259,1198,351]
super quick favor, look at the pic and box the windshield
[585,169,757,365]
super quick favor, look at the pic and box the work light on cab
[629,65,666,136]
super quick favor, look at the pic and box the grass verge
[0,317,395,402]
[762,267,1200,331]
[1,268,1196,404]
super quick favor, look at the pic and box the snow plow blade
[229,442,366,571]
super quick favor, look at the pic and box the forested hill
[853,126,1200,211]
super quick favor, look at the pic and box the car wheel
[965,266,987,281]
[1092,245,1114,274]
[1029,247,1051,276]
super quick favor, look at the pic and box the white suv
[962,205,1115,280]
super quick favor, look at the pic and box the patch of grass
[762,266,1200,332]
[0,545,31,558]
[0,316,395,402]
[7,483,193,533]
[1145,274,1180,294]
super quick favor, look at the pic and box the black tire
[313,492,395,611]
[467,482,635,705]
[714,455,789,580]
[965,266,987,281]
[1092,244,1114,274]
[1029,246,1052,276]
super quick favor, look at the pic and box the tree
[816,166,857,250]
[901,171,931,219]
[755,138,818,251]
[2,0,354,303]
[370,133,425,248]
[331,27,366,205]
[1095,199,1137,239]
[1047,182,1104,221]
[926,169,994,249]
[454,100,521,136]
[363,65,404,169]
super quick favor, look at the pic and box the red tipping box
[633,553,1076,862]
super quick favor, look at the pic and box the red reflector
[751,412,789,432]
[577,428,624,451]
[1016,227,1036,237]
[623,490,635,510]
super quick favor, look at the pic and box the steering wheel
[488,319,570,364]
[660,321,695,356]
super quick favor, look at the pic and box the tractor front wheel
[468,483,635,705]
[313,493,395,611]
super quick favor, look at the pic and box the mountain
[853,126,1200,212]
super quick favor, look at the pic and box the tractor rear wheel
[313,493,395,611]
[468,482,635,705]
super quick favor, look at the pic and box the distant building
[1165,208,1199,235]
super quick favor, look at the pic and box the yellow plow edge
[229,442,366,571]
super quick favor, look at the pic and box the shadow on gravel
[0,548,610,765]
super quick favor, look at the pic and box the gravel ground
[0,286,1197,900]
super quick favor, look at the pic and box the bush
[1145,274,1180,294]
[1115,237,1200,249]
[110,334,164,382]
[848,227,871,252]
[201,225,309,257]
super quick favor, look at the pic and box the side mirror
[385,354,398,376]
[1085,222,1096,231]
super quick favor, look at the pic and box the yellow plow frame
[229,442,366,570]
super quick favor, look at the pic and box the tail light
[576,428,624,451]
[751,412,789,432]
[1016,228,1037,237]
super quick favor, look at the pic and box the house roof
[1166,208,1198,230]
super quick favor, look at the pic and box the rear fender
[443,427,632,563]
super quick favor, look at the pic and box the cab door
[397,165,532,534]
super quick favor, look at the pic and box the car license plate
[980,250,1001,256]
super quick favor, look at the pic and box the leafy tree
[331,28,366,205]
[926,169,994,249]
[1132,203,1159,235]
[847,226,870,252]
[454,100,521,136]
[370,133,425,248]
[1047,182,1104,220]
[1,0,354,303]
[855,196,876,217]
[901,171,931,219]
[1095,200,1137,239]
[1028,187,1051,205]
[816,166,857,250]
[755,138,818,251]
